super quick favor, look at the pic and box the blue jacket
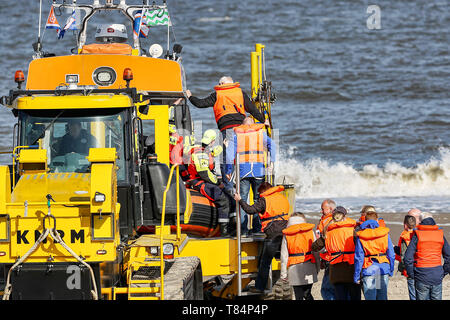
[225,130,275,178]
[403,217,450,286]
[353,220,395,283]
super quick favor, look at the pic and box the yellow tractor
[0,0,295,300]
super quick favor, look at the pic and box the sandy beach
[305,211,450,300]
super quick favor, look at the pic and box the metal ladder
[127,164,182,300]
[127,261,162,300]
[234,155,273,296]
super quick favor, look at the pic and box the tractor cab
[18,105,128,178]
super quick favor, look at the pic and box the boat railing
[158,163,181,299]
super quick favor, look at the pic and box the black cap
[333,206,347,215]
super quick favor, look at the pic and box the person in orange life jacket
[355,205,386,232]
[394,215,416,300]
[313,206,361,300]
[234,182,290,293]
[168,124,184,165]
[404,212,450,300]
[183,129,232,236]
[353,210,395,300]
[280,212,321,300]
[225,117,275,236]
[186,76,267,133]
[316,199,336,301]
[186,76,269,193]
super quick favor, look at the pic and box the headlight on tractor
[163,243,174,255]
[92,66,117,87]
[149,243,174,257]
[94,191,106,203]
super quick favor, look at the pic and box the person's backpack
[264,218,288,239]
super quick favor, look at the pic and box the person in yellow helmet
[182,129,232,236]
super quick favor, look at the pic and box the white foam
[276,147,450,199]
[196,16,232,23]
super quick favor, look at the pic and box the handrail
[159,163,180,300]
[11,145,34,188]
[235,154,242,296]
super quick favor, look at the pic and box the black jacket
[189,90,265,131]
[239,197,266,215]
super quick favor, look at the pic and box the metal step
[239,289,271,296]
[240,273,258,279]
[240,235,266,242]
[240,255,257,261]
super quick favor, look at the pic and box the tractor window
[19,109,128,181]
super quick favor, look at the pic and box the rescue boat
[0,0,296,300]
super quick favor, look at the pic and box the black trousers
[255,236,283,290]
[293,284,314,300]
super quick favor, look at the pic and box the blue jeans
[407,277,416,300]
[415,281,442,300]
[334,283,361,300]
[320,267,335,300]
[221,130,234,193]
[362,274,389,300]
[239,177,263,233]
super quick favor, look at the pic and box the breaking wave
[275,147,450,199]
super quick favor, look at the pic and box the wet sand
[306,212,450,300]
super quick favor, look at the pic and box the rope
[3,228,50,300]
[2,215,98,300]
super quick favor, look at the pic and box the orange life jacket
[318,213,333,261]
[233,123,265,164]
[213,82,245,123]
[283,223,316,268]
[396,229,413,262]
[357,226,391,269]
[169,133,184,165]
[414,224,444,268]
[80,43,133,55]
[325,217,356,265]
[259,186,290,232]
[396,229,414,277]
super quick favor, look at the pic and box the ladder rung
[128,296,161,300]
[240,236,265,243]
[130,280,161,285]
[241,273,258,279]
[239,289,271,296]
[241,256,256,261]
[128,287,160,294]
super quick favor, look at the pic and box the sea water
[0,1,448,214]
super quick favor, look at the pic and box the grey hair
[420,211,433,220]
[324,199,336,210]
[219,76,233,85]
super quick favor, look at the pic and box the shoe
[219,223,231,237]
[241,231,250,237]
